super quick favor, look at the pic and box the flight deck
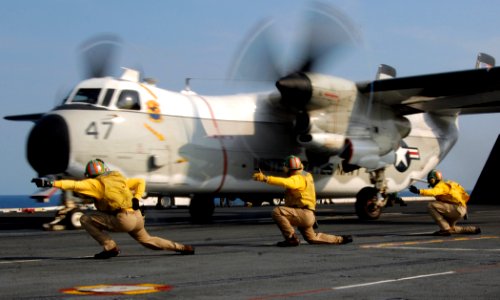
[1,202,499,299]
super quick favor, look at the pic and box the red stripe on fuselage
[197,95,228,193]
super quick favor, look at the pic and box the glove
[132,198,140,210]
[252,172,267,182]
[31,178,53,188]
[409,185,420,194]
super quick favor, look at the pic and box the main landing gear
[355,168,387,220]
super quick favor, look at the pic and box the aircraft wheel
[355,187,382,220]
[156,196,172,209]
[189,196,215,223]
[272,198,282,206]
[66,209,84,229]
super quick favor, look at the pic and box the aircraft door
[147,146,172,185]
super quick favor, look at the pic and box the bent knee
[271,207,282,219]
[80,214,91,225]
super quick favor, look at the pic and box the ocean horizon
[0,190,470,210]
[0,194,62,209]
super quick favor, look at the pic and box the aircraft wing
[356,66,500,115]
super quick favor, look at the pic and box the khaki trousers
[272,206,343,244]
[428,201,478,233]
[80,210,186,252]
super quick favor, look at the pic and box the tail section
[376,64,397,80]
[469,134,500,204]
[475,52,495,69]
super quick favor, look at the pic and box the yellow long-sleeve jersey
[266,171,316,211]
[52,176,146,211]
[419,180,468,207]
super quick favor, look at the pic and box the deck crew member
[253,155,353,246]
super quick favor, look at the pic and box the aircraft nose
[27,114,70,176]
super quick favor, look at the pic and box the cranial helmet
[283,155,303,172]
[85,159,109,178]
[427,169,442,187]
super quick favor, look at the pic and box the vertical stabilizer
[469,134,500,204]
[376,64,397,80]
[475,53,495,69]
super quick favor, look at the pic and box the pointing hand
[409,185,420,194]
[252,172,268,182]
[31,178,53,188]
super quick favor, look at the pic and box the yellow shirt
[419,180,467,206]
[266,171,316,211]
[53,176,146,211]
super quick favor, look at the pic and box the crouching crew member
[253,155,352,247]
[32,158,195,258]
[409,169,481,236]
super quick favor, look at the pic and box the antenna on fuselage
[120,68,140,82]
[181,77,197,95]
[144,78,157,85]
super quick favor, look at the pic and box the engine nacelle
[277,72,357,136]
[297,133,345,155]
[342,138,395,171]
[307,73,357,111]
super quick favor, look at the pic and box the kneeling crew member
[409,169,481,236]
[253,155,352,247]
[32,159,195,258]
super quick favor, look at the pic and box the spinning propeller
[79,34,123,79]
[229,2,361,110]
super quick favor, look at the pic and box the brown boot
[277,234,300,247]
[451,226,481,235]
[94,247,120,259]
[178,245,195,255]
[340,235,353,244]
[432,229,452,236]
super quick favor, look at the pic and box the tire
[272,198,282,206]
[156,196,172,209]
[66,209,84,229]
[355,187,382,220]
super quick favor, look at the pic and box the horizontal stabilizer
[469,134,500,204]
[4,113,44,122]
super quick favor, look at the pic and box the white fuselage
[38,75,458,200]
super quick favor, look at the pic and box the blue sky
[1,0,499,194]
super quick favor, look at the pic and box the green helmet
[84,159,109,178]
[427,169,442,187]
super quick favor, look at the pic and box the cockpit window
[72,88,101,104]
[116,90,141,110]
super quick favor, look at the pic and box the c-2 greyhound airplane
[5,4,500,224]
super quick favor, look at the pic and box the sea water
[0,194,62,209]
